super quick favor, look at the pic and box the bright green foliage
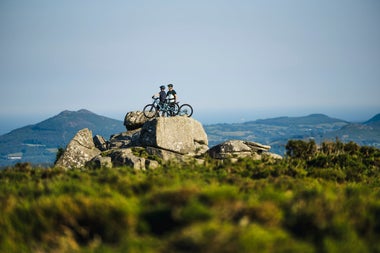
[1,142,380,252]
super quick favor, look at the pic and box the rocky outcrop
[56,116,208,169]
[140,117,208,156]
[55,128,101,169]
[56,112,281,170]
[208,140,281,160]
[124,111,148,130]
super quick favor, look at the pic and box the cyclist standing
[152,85,167,113]
[166,84,177,104]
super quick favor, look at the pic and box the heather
[1,140,380,253]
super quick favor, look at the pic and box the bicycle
[143,98,179,118]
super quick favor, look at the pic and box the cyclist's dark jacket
[159,91,166,103]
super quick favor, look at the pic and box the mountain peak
[58,109,95,116]
[77,109,94,114]
[307,113,329,118]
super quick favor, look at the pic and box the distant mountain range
[0,110,379,167]
[0,109,125,166]
[204,113,380,155]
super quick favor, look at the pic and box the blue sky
[1,0,379,134]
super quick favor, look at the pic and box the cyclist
[152,85,167,113]
[166,83,177,104]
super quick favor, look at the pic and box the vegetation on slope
[0,140,380,253]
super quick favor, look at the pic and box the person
[166,83,177,104]
[152,85,167,112]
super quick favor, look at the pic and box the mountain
[323,113,380,147]
[364,113,380,126]
[252,113,349,126]
[204,113,379,155]
[0,109,125,167]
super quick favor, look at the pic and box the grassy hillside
[1,141,380,253]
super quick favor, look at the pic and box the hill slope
[0,109,125,166]
[324,113,380,147]
[364,113,380,126]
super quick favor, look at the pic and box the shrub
[54,147,65,164]
[286,139,317,159]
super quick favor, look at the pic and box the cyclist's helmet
[168,84,173,88]
[160,85,165,89]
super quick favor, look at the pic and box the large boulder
[124,111,149,130]
[140,117,208,156]
[55,128,101,169]
[208,140,281,160]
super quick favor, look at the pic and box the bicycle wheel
[178,104,193,117]
[143,104,157,118]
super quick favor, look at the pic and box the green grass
[1,144,380,252]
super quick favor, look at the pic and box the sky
[1,0,380,134]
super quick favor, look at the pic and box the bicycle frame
[143,98,178,118]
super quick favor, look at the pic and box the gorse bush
[1,141,380,252]
[285,139,380,182]
[286,139,318,159]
